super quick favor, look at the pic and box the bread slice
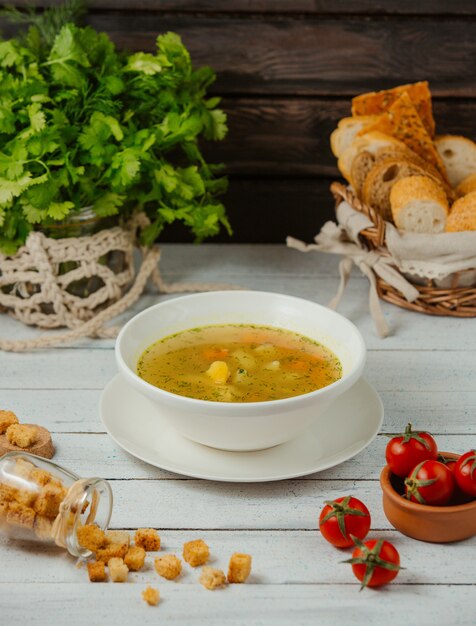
[337,131,405,183]
[330,115,377,158]
[456,172,476,197]
[436,135,476,187]
[362,158,435,221]
[351,144,452,199]
[390,176,448,233]
[446,191,476,232]
[351,81,435,137]
[359,93,447,181]
[350,150,376,196]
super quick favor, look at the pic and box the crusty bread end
[446,191,476,232]
[436,135,476,187]
[390,175,448,233]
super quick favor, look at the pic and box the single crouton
[87,560,107,582]
[199,566,226,590]
[106,530,130,548]
[77,524,108,552]
[33,483,65,518]
[142,586,160,606]
[183,539,210,567]
[154,554,182,580]
[6,424,38,449]
[0,483,18,503]
[227,553,252,583]
[14,487,37,507]
[34,515,54,541]
[30,468,52,487]
[6,501,36,529]
[95,542,128,563]
[135,528,161,551]
[124,546,146,571]
[0,501,9,518]
[14,457,36,479]
[0,411,18,434]
[108,557,129,583]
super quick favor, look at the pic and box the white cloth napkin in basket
[287,201,476,337]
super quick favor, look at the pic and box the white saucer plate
[100,375,383,483]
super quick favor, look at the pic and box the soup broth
[137,324,342,403]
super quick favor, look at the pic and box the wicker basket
[331,181,476,317]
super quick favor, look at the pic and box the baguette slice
[390,176,448,233]
[351,81,435,137]
[350,150,376,197]
[359,93,447,181]
[436,135,476,187]
[446,191,476,232]
[456,172,476,197]
[330,115,377,158]
[351,144,452,199]
[338,131,405,183]
[362,158,435,221]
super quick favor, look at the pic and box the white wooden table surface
[0,244,475,626]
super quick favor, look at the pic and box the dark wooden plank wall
[2,1,476,242]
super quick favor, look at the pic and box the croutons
[33,483,66,518]
[108,557,129,583]
[0,411,19,434]
[6,501,36,529]
[154,554,182,580]
[6,424,38,448]
[227,553,252,583]
[87,560,108,582]
[124,546,146,571]
[183,539,210,567]
[142,586,160,606]
[77,524,108,552]
[199,566,226,590]
[135,528,161,551]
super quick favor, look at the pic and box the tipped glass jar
[0,452,112,557]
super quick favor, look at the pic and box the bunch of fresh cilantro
[0,13,229,254]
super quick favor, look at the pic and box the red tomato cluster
[386,423,476,505]
[319,496,401,590]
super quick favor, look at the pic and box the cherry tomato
[385,423,438,477]
[344,538,401,589]
[437,453,458,473]
[454,450,476,497]
[319,496,371,548]
[405,460,455,505]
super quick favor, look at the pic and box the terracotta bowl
[380,453,476,543]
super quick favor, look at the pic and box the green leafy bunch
[0,7,229,253]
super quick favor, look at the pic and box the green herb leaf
[125,52,163,75]
[93,192,125,217]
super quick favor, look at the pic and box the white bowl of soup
[115,291,366,451]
